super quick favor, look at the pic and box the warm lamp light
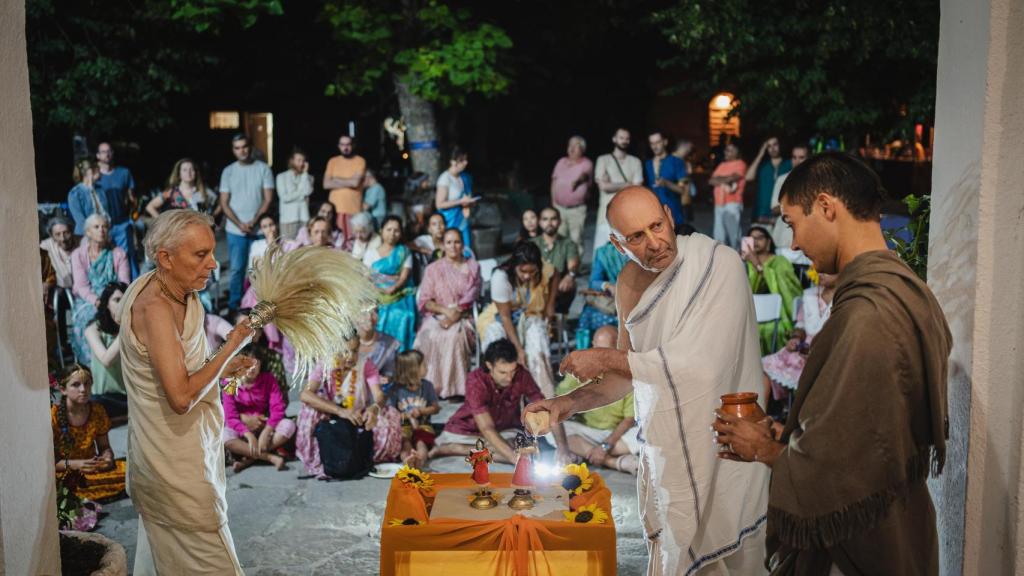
[713,93,733,109]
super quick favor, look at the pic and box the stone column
[0,0,62,574]
[929,0,1024,574]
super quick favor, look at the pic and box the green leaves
[884,194,931,280]
[651,0,939,138]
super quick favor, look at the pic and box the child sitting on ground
[222,346,296,472]
[388,350,441,468]
[52,364,126,502]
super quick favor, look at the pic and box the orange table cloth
[380,472,616,576]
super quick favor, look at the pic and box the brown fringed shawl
[767,251,951,574]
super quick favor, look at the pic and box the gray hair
[84,212,110,230]
[47,215,73,235]
[349,211,374,231]
[144,209,214,261]
[568,135,587,150]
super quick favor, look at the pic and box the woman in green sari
[743,225,802,354]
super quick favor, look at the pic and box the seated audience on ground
[743,225,803,354]
[67,159,110,237]
[41,215,75,290]
[476,242,557,397]
[297,335,402,478]
[413,228,481,399]
[345,211,382,260]
[435,146,476,249]
[517,209,540,243]
[145,158,217,217]
[84,281,129,421]
[296,216,337,250]
[295,202,344,248]
[362,169,388,227]
[52,364,126,501]
[222,347,295,473]
[247,213,280,270]
[430,339,569,464]
[387,350,440,469]
[71,213,130,365]
[531,207,579,313]
[555,326,639,474]
[359,306,400,380]
[577,240,629,332]
[762,272,837,418]
[364,215,417,351]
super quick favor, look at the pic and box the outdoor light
[713,93,732,109]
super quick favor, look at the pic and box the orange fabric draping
[569,472,612,513]
[381,473,617,576]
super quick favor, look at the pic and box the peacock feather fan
[248,243,377,383]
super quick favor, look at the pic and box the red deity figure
[466,438,492,486]
[511,436,539,490]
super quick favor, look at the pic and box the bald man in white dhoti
[120,210,255,575]
[526,187,770,575]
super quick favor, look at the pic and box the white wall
[0,0,62,574]
[930,0,1024,573]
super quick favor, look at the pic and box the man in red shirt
[709,141,748,250]
[431,339,570,464]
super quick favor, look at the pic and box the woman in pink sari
[413,228,480,399]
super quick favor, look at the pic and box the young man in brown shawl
[713,152,952,575]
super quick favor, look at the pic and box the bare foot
[268,453,287,471]
[233,457,255,473]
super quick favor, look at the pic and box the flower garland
[331,360,357,409]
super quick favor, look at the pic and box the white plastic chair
[478,258,499,284]
[752,293,783,351]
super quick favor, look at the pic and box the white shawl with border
[626,233,770,575]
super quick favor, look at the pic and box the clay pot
[719,392,766,421]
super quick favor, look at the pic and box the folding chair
[752,293,783,351]
[52,287,75,368]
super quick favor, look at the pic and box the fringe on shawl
[769,446,939,550]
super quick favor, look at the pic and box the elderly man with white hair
[550,135,593,248]
[345,211,382,260]
[119,209,256,575]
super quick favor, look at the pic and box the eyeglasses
[619,221,665,247]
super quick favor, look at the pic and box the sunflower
[388,518,422,526]
[563,504,609,524]
[560,463,594,496]
[396,465,435,491]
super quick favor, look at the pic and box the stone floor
[96,398,650,575]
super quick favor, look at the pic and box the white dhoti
[120,272,243,575]
[626,234,771,575]
[134,515,243,575]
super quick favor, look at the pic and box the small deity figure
[510,433,538,490]
[466,438,492,486]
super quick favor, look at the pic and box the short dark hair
[540,206,561,221]
[291,146,306,158]
[779,152,886,221]
[483,339,518,368]
[258,212,278,226]
[449,146,468,163]
[231,133,248,144]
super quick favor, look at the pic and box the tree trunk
[395,77,441,180]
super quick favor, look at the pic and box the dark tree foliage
[651,0,939,139]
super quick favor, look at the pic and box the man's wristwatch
[599,442,612,451]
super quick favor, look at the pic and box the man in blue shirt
[96,142,138,277]
[644,131,688,225]
[745,136,792,223]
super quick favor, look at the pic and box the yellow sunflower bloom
[561,463,594,496]
[397,465,435,490]
[563,504,609,524]
[388,518,422,526]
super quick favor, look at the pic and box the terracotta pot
[719,392,766,421]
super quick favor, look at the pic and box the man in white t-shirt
[593,128,643,250]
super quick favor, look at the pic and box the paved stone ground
[96,397,650,575]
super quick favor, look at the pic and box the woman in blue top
[67,159,113,236]
[434,146,477,249]
[362,215,417,351]
[577,241,629,332]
